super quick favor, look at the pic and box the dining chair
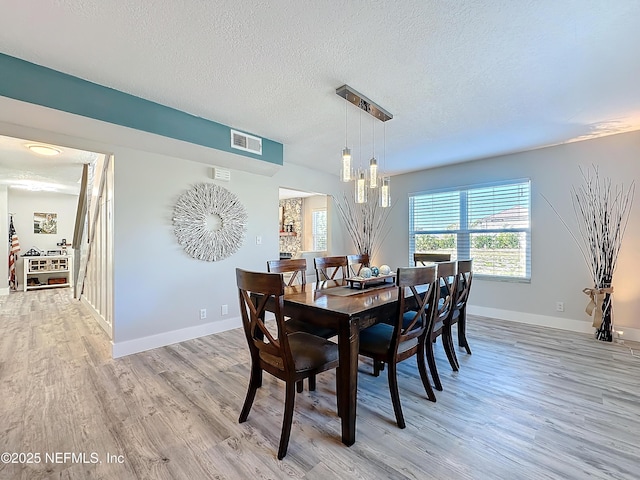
[314,255,348,282]
[267,258,307,286]
[236,268,339,459]
[347,253,369,277]
[267,258,337,391]
[443,259,474,371]
[426,261,457,391]
[358,266,438,428]
[414,252,452,266]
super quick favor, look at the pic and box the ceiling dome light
[27,144,61,156]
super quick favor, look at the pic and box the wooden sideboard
[23,255,73,292]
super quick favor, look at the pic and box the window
[409,179,531,280]
[312,209,327,251]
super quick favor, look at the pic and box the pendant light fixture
[341,95,352,182]
[369,117,378,188]
[355,170,368,204]
[355,108,367,203]
[379,120,391,208]
[380,176,391,208]
[342,148,352,182]
[336,85,392,205]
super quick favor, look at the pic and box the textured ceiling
[0,135,98,194]
[1,0,640,182]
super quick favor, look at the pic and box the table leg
[338,317,359,446]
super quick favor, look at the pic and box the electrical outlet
[200,308,207,319]
[221,304,228,316]
[556,302,564,312]
[255,235,262,245]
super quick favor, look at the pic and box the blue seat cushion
[359,323,418,357]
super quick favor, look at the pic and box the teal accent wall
[0,53,283,165]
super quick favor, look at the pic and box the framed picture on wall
[34,212,58,234]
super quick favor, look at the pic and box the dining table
[280,278,403,446]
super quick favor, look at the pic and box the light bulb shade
[341,148,352,182]
[355,171,368,204]
[27,144,61,156]
[369,157,378,188]
[380,176,391,208]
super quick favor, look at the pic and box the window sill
[475,274,531,284]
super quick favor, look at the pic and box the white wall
[112,151,350,355]
[383,130,640,339]
[0,186,8,294]
[7,189,78,286]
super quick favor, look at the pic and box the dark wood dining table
[281,279,402,446]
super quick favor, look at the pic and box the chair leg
[417,339,436,402]
[336,367,342,417]
[387,361,405,429]
[458,310,472,354]
[308,375,316,391]
[443,325,459,371]
[373,360,384,377]
[426,337,442,391]
[296,380,303,393]
[239,365,261,423]
[277,381,297,460]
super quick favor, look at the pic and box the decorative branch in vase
[543,165,635,342]
[333,191,395,260]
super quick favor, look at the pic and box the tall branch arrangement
[333,192,395,259]
[571,167,634,288]
[542,165,634,341]
[543,166,635,286]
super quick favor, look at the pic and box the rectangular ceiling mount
[231,129,262,155]
[336,85,393,122]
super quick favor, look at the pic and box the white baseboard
[468,305,640,342]
[112,317,242,358]
[0,287,9,296]
[111,306,638,359]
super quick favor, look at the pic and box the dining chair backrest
[392,266,438,354]
[347,253,369,277]
[314,255,348,282]
[454,259,473,316]
[267,258,307,286]
[433,261,457,330]
[414,252,452,266]
[236,269,295,375]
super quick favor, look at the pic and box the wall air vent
[231,130,262,155]
[211,167,231,182]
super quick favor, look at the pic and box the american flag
[9,217,20,290]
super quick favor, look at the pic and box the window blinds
[409,180,531,280]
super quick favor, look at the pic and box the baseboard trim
[111,306,638,359]
[112,317,242,358]
[468,305,640,342]
[0,286,9,296]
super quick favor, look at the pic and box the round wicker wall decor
[173,183,247,261]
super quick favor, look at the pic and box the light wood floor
[1,289,639,479]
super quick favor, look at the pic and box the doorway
[0,134,114,338]
[278,187,328,266]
